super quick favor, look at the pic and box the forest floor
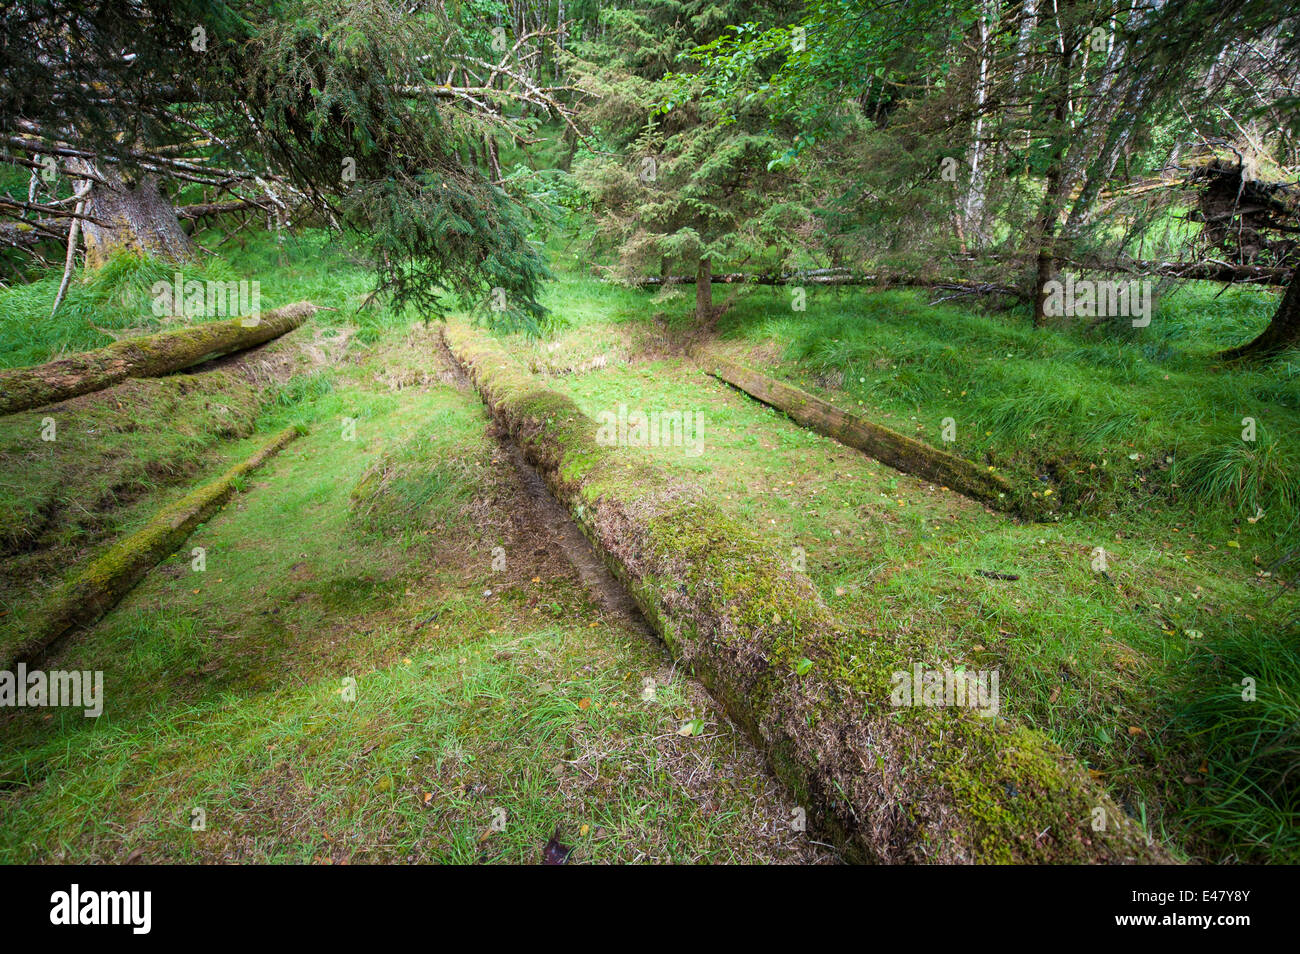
[0,230,1295,863]
[0,323,827,863]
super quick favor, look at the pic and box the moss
[0,426,300,670]
[701,354,1047,520]
[442,322,1170,864]
[0,302,316,415]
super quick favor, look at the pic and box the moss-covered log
[0,426,300,670]
[441,323,1167,864]
[0,302,317,415]
[699,353,1040,518]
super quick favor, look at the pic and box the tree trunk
[1032,42,1075,328]
[695,255,713,323]
[1033,241,1058,327]
[961,0,996,246]
[72,161,192,268]
[702,354,1033,517]
[1220,274,1300,361]
[442,322,1169,865]
[0,302,316,414]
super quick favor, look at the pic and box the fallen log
[698,353,1040,519]
[0,301,317,415]
[634,261,1291,290]
[0,425,300,671]
[630,270,1026,298]
[1064,257,1291,286]
[441,323,1165,864]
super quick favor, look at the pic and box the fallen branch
[630,269,1025,298]
[975,569,1021,581]
[1064,257,1291,285]
[175,198,271,220]
[0,426,300,670]
[441,323,1164,864]
[50,182,93,316]
[0,301,317,415]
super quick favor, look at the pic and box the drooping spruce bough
[442,323,1168,864]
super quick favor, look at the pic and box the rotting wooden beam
[699,352,1042,519]
[440,322,1166,864]
[0,425,301,670]
[0,301,317,415]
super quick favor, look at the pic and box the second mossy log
[0,301,317,415]
[0,426,301,671]
[699,352,1042,518]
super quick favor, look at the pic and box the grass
[0,369,266,634]
[0,321,823,864]
[1177,622,1300,861]
[479,261,1299,862]
[0,229,406,369]
[710,282,1300,543]
[2,223,1295,863]
[3,626,810,863]
[0,227,372,643]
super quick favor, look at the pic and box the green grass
[709,282,1299,543]
[3,221,1296,863]
[479,263,1299,863]
[2,624,809,863]
[0,229,408,369]
[1177,621,1300,861]
[0,324,820,864]
[0,228,387,639]
[0,368,269,637]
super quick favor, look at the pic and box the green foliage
[569,0,813,288]
[237,0,553,324]
[1179,622,1300,862]
[3,1,561,326]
